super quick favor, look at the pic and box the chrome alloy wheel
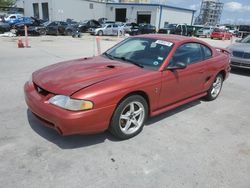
[119,102,145,135]
[211,76,223,98]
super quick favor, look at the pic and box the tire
[109,95,148,140]
[66,29,73,36]
[211,37,213,39]
[98,30,103,36]
[205,74,223,101]
[39,29,46,36]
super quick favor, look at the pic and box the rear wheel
[109,95,148,139]
[205,74,223,101]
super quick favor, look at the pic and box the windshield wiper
[119,57,144,68]
[103,52,114,60]
[103,54,144,68]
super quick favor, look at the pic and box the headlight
[49,95,93,111]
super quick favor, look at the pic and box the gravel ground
[0,34,249,188]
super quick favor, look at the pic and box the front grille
[34,83,50,96]
[243,52,250,59]
[231,62,241,66]
[232,51,250,59]
[232,51,244,58]
[231,61,250,67]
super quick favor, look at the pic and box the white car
[5,14,23,22]
[91,24,124,36]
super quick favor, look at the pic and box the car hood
[33,56,142,96]
[228,43,250,53]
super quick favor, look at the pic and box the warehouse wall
[106,4,158,25]
[15,0,106,22]
[53,0,106,21]
[159,7,194,26]
[15,0,194,27]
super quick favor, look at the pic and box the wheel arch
[116,90,151,116]
[218,70,226,80]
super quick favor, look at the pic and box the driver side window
[168,43,203,67]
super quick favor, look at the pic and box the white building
[15,0,195,29]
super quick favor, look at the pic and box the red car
[210,28,232,40]
[24,34,230,139]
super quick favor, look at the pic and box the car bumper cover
[24,81,115,135]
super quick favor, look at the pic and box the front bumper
[230,56,250,69]
[24,81,116,135]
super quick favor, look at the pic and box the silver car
[196,27,213,38]
[91,24,123,36]
[227,35,250,69]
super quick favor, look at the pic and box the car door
[112,24,119,35]
[159,42,207,108]
[59,22,67,34]
[47,22,58,35]
[105,24,112,35]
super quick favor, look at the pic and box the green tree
[0,0,16,7]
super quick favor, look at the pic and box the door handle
[199,70,205,73]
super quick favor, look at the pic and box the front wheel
[65,29,73,36]
[205,74,223,101]
[98,30,103,36]
[109,95,148,139]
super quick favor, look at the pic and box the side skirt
[151,92,207,117]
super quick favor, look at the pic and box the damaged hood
[33,56,140,96]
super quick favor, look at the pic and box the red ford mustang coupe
[24,34,230,139]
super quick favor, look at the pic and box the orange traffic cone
[17,37,24,48]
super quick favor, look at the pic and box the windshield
[240,36,250,43]
[104,37,173,69]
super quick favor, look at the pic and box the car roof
[134,34,205,45]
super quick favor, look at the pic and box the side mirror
[167,62,187,70]
[235,39,241,43]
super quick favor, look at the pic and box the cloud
[224,2,250,12]
[189,4,200,10]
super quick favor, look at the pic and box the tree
[0,0,16,7]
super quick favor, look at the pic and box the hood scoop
[106,65,116,69]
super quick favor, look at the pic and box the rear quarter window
[201,45,212,59]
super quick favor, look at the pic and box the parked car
[238,25,250,38]
[210,28,232,40]
[91,23,123,36]
[45,21,77,35]
[0,22,10,33]
[78,20,101,33]
[129,24,156,35]
[158,24,193,36]
[7,16,34,26]
[98,17,107,24]
[158,24,177,34]
[196,27,213,38]
[4,14,23,22]
[121,22,138,33]
[24,34,230,139]
[227,35,250,69]
[14,17,46,36]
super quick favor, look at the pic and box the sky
[164,0,250,24]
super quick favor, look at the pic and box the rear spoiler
[215,47,230,55]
